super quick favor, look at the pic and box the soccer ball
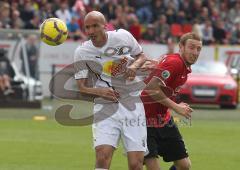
[40,18,68,46]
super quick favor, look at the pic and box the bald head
[83,11,108,47]
[84,11,106,25]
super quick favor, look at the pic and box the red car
[178,61,238,109]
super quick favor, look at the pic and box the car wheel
[220,104,237,109]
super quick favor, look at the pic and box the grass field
[0,100,240,170]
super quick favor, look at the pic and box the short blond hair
[179,32,202,45]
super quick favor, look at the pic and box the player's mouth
[190,55,197,63]
[89,35,97,40]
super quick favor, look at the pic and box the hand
[140,59,158,72]
[174,102,193,119]
[97,87,120,102]
[124,65,137,81]
[0,76,4,91]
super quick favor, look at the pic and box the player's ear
[103,23,107,30]
[179,43,183,52]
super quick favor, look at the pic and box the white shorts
[92,96,147,153]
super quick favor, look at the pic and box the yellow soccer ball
[40,18,68,46]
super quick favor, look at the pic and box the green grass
[0,100,240,170]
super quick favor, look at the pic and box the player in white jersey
[74,11,148,170]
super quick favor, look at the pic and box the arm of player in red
[144,77,192,119]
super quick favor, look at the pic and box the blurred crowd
[0,0,240,45]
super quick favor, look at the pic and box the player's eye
[188,45,194,50]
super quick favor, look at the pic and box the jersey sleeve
[119,29,142,57]
[74,46,89,80]
[152,57,182,87]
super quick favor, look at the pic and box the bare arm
[124,52,147,80]
[144,77,192,119]
[140,59,158,71]
[77,78,119,102]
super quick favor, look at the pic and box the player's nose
[88,27,95,35]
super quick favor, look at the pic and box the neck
[180,53,191,67]
[93,33,108,48]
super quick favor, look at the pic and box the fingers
[185,111,192,119]
[124,68,136,81]
[104,89,120,102]
[140,59,158,71]
[184,106,192,119]
[187,107,193,112]
[113,90,120,98]
[0,77,4,91]
[181,103,193,110]
[180,102,189,107]
[179,102,192,119]
[140,61,151,71]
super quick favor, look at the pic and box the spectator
[11,10,24,29]
[19,0,35,25]
[165,1,177,24]
[24,15,40,29]
[200,20,214,45]
[190,0,202,20]
[0,75,11,94]
[128,14,142,41]
[219,2,229,21]
[231,22,240,44]
[133,0,152,24]
[166,38,175,54]
[67,16,87,40]
[100,0,117,20]
[152,0,165,21]
[213,19,228,44]
[198,7,209,23]
[10,1,19,12]
[112,6,128,30]
[179,0,192,22]
[21,34,39,80]
[210,7,220,22]
[0,0,237,45]
[154,14,170,44]
[51,0,61,13]
[83,0,99,13]
[228,1,240,24]
[142,24,156,42]
[39,2,55,21]
[176,10,187,24]
[0,49,14,95]
[71,0,86,19]
[71,0,87,30]
[192,19,202,38]
[164,0,180,12]
[0,2,11,28]
[55,1,72,23]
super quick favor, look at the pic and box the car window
[192,62,228,75]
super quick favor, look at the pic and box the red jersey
[141,53,191,127]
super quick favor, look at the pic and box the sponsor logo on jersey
[104,46,132,56]
[161,70,170,79]
[103,56,128,76]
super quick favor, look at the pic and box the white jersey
[74,29,147,153]
[74,29,143,90]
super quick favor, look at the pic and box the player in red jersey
[141,32,202,170]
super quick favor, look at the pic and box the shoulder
[109,29,133,39]
[160,54,184,66]
[74,40,92,60]
[75,40,92,53]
